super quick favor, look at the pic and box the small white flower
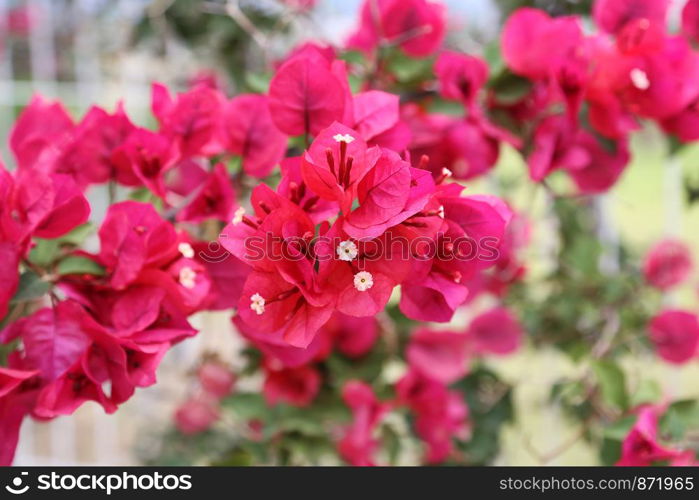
[441,167,452,178]
[438,205,445,219]
[353,271,374,292]
[333,133,355,144]
[178,267,197,289]
[178,242,195,259]
[232,206,246,225]
[336,240,358,261]
[630,68,650,90]
[250,293,265,315]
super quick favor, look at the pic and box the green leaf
[28,223,94,267]
[244,72,272,94]
[387,51,433,83]
[28,239,60,267]
[489,69,532,105]
[453,367,514,464]
[56,256,105,276]
[629,379,661,407]
[10,271,50,304]
[660,400,699,440]
[602,415,637,440]
[592,360,628,411]
[222,393,269,421]
[59,223,93,246]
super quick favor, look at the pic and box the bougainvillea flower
[643,239,694,291]
[263,363,321,407]
[648,310,699,364]
[403,105,515,181]
[400,190,512,322]
[565,132,630,194]
[301,122,381,213]
[98,201,178,289]
[233,316,328,368]
[55,103,135,187]
[31,173,91,239]
[0,367,37,399]
[616,406,682,465]
[220,184,316,272]
[593,0,670,34]
[323,313,379,358]
[316,218,409,317]
[527,115,586,182]
[198,362,235,399]
[502,8,583,80]
[406,328,470,383]
[191,242,250,311]
[347,0,445,57]
[682,0,699,44]
[400,273,470,323]
[111,128,179,197]
[661,101,699,142]
[277,156,339,224]
[0,165,90,242]
[7,301,92,384]
[151,83,225,157]
[468,307,523,356]
[9,94,74,170]
[396,369,470,464]
[174,395,220,435]
[221,94,288,178]
[350,91,410,150]
[166,258,212,313]
[236,265,334,349]
[0,392,34,466]
[338,380,390,466]
[435,51,488,109]
[343,150,433,240]
[268,50,346,137]
[595,33,699,121]
[175,163,236,224]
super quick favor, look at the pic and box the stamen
[241,216,259,229]
[418,154,430,170]
[250,293,265,315]
[258,201,272,214]
[353,271,374,292]
[326,148,336,177]
[302,195,319,211]
[333,133,355,143]
[179,267,197,289]
[344,157,353,187]
[232,207,246,225]
[630,68,650,90]
[337,240,358,261]
[178,242,195,258]
[338,141,348,185]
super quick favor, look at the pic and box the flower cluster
[492,0,699,193]
[2,0,698,468]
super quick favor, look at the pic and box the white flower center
[179,267,197,289]
[333,133,355,143]
[250,293,265,315]
[178,242,195,259]
[441,167,453,178]
[630,68,650,90]
[353,271,374,292]
[232,206,246,225]
[438,205,445,219]
[337,240,358,261]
